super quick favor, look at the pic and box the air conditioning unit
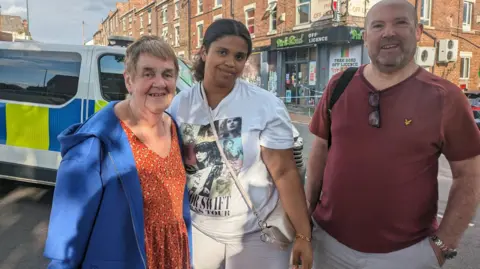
[437,39,458,63]
[415,47,436,67]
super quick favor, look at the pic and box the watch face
[445,250,458,259]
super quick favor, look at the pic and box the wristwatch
[430,235,458,260]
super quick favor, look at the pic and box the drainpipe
[187,0,192,59]
[230,0,234,19]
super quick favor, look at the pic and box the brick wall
[414,0,480,89]
[94,0,480,89]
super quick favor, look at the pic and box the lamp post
[26,0,30,39]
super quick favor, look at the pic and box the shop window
[297,48,309,61]
[286,49,296,62]
[310,48,317,61]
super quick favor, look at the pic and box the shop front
[270,26,369,107]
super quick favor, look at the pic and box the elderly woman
[43,36,192,269]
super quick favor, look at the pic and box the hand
[429,239,446,267]
[291,238,313,269]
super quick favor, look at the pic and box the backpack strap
[327,67,358,149]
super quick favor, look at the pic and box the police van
[0,41,194,185]
[0,41,305,186]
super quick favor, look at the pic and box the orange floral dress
[121,121,190,269]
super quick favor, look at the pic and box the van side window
[99,54,128,101]
[0,49,80,105]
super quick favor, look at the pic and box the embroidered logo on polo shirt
[404,119,412,126]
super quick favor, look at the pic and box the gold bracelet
[295,233,312,242]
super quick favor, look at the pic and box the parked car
[465,91,480,130]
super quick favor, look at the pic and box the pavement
[0,117,479,268]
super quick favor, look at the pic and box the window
[215,0,222,7]
[175,24,180,46]
[213,14,223,21]
[162,8,168,24]
[99,54,128,101]
[197,21,204,47]
[460,53,471,79]
[269,7,277,32]
[244,5,255,35]
[162,28,168,41]
[297,0,310,25]
[123,18,126,31]
[420,0,432,25]
[0,50,81,105]
[197,0,203,14]
[148,9,152,25]
[140,13,144,28]
[178,58,194,87]
[175,1,180,18]
[128,14,132,29]
[463,0,473,31]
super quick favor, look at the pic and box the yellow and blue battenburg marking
[0,99,109,152]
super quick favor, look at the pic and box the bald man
[305,0,480,268]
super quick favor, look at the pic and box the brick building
[92,0,480,95]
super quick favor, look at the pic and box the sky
[0,0,121,44]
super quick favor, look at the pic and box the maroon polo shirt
[309,65,480,253]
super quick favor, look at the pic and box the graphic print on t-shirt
[180,117,244,217]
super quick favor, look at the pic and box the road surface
[0,122,479,268]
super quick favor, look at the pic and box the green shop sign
[350,28,364,41]
[276,34,305,48]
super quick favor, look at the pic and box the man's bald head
[365,0,418,27]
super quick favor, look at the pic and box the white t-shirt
[167,79,294,243]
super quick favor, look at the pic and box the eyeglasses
[368,92,380,128]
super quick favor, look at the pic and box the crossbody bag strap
[200,83,266,227]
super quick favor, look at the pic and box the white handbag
[200,84,295,250]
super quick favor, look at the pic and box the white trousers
[192,225,292,269]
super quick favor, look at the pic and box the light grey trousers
[312,220,442,269]
[192,225,292,269]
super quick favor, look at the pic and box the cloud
[1,5,26,18]
[0,0,120,45]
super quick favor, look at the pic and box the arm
[259,97,311,238]
[305,84,333,215]
[305,137,328,215]
[436,88,480,249]
[262,147,312,238]
[44,138,103,269]
[437,155,480,248]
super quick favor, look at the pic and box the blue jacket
[44,101,192,269]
